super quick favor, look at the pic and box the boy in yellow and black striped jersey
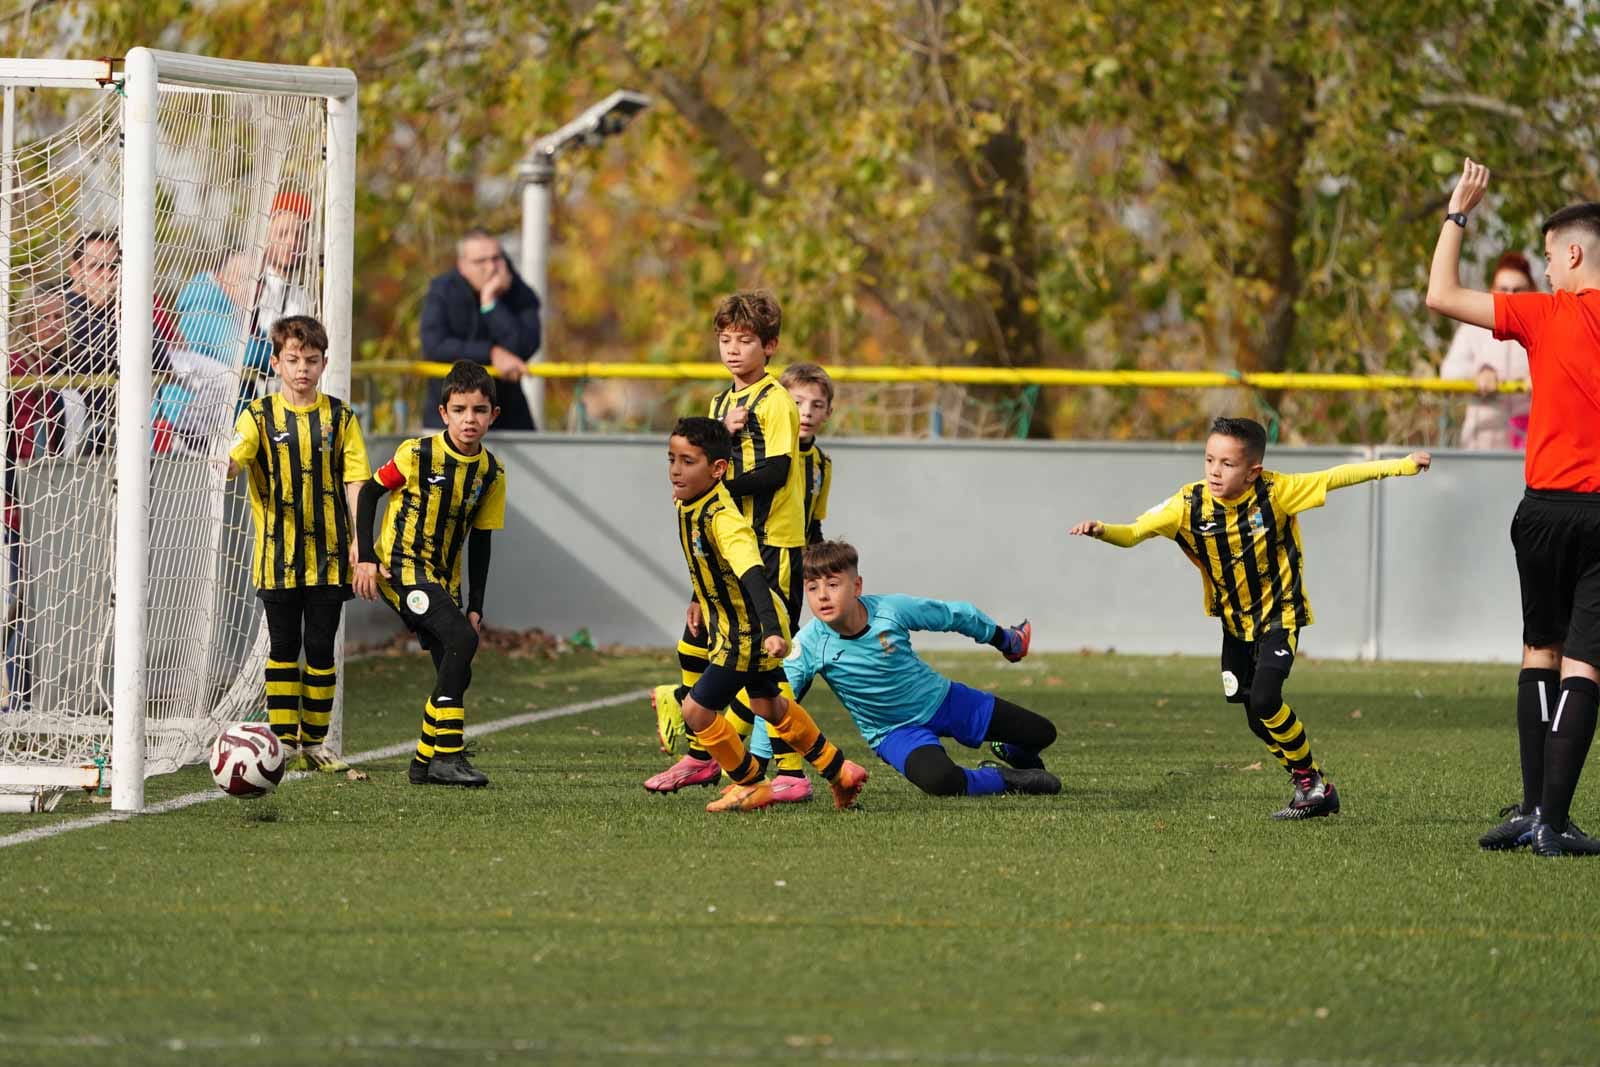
[783,361,834,545]
[353,361,506,788]
[1071,416,1431,819]
[646,292,815,799]
[743,362,836,785]
[665,416,867,813]
[227,316,370,773]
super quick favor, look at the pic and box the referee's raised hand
[1450,159,1490,216]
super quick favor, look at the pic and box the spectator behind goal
[419,229,540,431]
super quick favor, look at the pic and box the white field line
[0,687,649,851]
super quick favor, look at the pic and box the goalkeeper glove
[993,620,1031,663]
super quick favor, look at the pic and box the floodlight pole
[516,90,650,433]
[517,151,554,431]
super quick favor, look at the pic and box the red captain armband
[375,460,406,490]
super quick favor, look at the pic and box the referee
[1427,158,1600,857]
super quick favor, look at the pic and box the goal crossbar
[0,54,355,98]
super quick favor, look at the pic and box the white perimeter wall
[346,435,1528,664]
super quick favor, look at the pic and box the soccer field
[2,646,1595,1066]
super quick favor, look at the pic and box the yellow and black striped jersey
[708,372,806,548]
[677,482,790,672]
[798,438,832,541]
[373,433,506,598]
[1100,458,1421,641]
[230,392,370,591]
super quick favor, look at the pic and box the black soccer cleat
[425,752,490,788]
[987,741,1046,771]
[981,761,1061,795]
[408,758,431,785]
[999,767,1061,795]
[1479,803,1539,851]
[1531,820,1600,858]
[1271,770,1340,820]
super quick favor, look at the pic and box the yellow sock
[416,699,444,762]
[694,714,762,785]
[430,699,467,755]
[265,658,301,749]
[300,664,336,747]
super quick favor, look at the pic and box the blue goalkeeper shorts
[871,681,996,776]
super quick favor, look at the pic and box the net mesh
[0,80,329,785]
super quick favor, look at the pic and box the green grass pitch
[2,647,1597,1066]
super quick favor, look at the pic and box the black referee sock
[1541,677,1599,831]
[1517,668,1559,814]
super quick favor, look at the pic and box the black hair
[1208,416,1267,463]
[1541,202,1600,244]
[671,416,732,464]
[70,230,118,264]
[440,360,498,406]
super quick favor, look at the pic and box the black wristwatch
[1445,211,1468,228]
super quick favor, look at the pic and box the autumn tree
[5,0,1598,440]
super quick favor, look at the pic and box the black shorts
[761,544,804,631]
[1219,628,1298,704]
[380,580,467,652]
[257,584,351,605]
[1511,490,1600,666]
[689,662,785,713]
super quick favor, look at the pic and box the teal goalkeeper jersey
[784,593,1000,747]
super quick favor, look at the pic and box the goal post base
[0,763,103,790]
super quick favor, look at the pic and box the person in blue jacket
[419,229,540,432]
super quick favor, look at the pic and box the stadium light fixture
[517,90,651,429]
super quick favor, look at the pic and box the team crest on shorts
[405,589,430,615]
[1221,670,1239,697]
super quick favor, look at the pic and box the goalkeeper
[775,539,1060,800]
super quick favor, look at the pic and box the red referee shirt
[1494,289,1600,492]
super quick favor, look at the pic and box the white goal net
[0,51,356,811]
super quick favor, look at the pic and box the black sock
[1517,668,1559,814]
[984,697,1057,753]
[1541,677,1599,830]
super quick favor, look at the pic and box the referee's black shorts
[1512,489,1600,666]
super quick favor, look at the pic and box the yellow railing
[349,360,1527,393]
[0,363,1524,393]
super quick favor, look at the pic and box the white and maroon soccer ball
[209,723,286,798]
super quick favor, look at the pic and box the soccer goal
[0,50,356,813]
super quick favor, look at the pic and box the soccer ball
[210,723,286,798]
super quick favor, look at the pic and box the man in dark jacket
[419,229,540,430]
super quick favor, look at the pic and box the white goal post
[0,49,356,813]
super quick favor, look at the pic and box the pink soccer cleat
[767,774,813,804]
[644,755,723,793]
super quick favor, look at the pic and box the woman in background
[1438,251,1536,450]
